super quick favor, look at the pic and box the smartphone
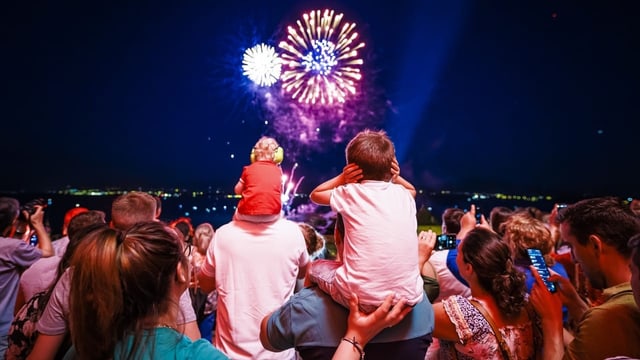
[527,248,557,293]
[435,234,457,251]
[475,206,482,223]
[29,233,38,247]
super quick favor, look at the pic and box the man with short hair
[110,191,157,230]
[531,197,640,360]
[0,197,53,358]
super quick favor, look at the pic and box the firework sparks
[281,163,304,214]
[279,9,365,105]
[242,43,282,87]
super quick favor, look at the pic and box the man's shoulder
[0,236,22,249]
[0,237,41,262]
[584,288,639,324]
[286,286,346,315]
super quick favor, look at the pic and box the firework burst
[242,43,282,87]
[279,9,365,105]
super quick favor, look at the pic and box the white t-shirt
[330,181,424,307]
[20,255,61,303]
[200,217,309,360]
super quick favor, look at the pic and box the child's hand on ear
[391,158,400,182]
[342,163,363,184]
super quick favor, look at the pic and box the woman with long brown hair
[429,206,542,359]
[65,221,228,359]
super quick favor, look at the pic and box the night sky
[4,0,639,198]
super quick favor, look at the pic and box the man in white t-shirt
[199,217,309,360]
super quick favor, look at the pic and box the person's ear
[589,235,603,256]
[176,262,189,284]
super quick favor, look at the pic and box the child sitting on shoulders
[308,129,424,312]
[234,136,284,223]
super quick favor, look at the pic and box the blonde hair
[194,222,215,255]
[110,191,157,231]
[502,212,554,264]
[253,136,280,162]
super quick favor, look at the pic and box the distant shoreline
[3,188,631,238]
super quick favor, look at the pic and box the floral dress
[432,295,541,360]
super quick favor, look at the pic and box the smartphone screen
[527,248,557,293]
[475,207,482,223]
[435,234,457,251]
[29,233,38,247]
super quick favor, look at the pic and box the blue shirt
[265,286,434,360]
[445,240,468,287]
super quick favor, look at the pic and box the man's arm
[259,312,281,352]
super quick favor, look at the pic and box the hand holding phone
[435,234,457,251]
[527,248,557,293]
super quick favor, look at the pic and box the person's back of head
[298,222,326,259]
[252,136,281,162]
[346,129,395,181]
[61,210,107,274]
[169,217,194,245]
[194,222,214,255]
[460,227,526,318]
[110,191,157,231]
[62,207,89,236]
[69,221,187,359]
[557,196,640,258]
[490,206,514,236]
[502,212,553,262]
[515,206,545,221]
[441,208,464,234]
[0,197,20,236]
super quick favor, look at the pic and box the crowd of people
[1,130,640,360]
